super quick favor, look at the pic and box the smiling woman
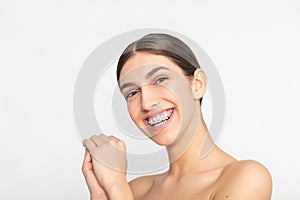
[82,33,273,200]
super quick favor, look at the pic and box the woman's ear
[191,69,207,99]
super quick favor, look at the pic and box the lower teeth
[150,119,167,127]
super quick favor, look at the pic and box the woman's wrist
[107,181,135,200]
[90,193,107,200]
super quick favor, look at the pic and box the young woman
[82,33,272,200]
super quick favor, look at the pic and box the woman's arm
[107,182,135,200]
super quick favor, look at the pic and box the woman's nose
[140,85,159,111]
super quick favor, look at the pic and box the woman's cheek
[159,85,180,103]
[127,102,140,124]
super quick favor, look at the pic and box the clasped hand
[82,134,128,199]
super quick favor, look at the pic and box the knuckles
[85,134,127,152]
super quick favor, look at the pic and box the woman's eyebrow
[145,66,169,79]
[120,82,136,92]
[120,66,169,92]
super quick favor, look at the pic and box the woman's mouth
[144,108,174,129]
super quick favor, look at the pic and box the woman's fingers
[82,134,128,194]
[83,138,97,153]
[82,150,108,199]
[82,150,92,170]
[84,134,126,152]
[83,134,127,171]
[82,150,94,176]
[91,134,109,146]
[108,135,126,151]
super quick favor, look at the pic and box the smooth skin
[82,52,272,200]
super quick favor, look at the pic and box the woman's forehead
[119,52,184,78]
[118,64,171,86]
[118,64,189,92]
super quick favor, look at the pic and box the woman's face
[119,52,200,146]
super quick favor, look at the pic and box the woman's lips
[144,108,174,125]
[143,108,175,135]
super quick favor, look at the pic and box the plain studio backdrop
[0,0,299,199]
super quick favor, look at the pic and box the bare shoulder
[213,160,272,200]
[129,173,164,199]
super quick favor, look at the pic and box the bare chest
[143,185,213,200]
[141,173,219,200]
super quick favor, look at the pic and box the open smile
[143,108,175,133]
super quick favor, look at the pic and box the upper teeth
[148,111,172,126]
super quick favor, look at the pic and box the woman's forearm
[107,182,135,200]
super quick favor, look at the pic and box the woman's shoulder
[129,172,165,199]
[220,159,272,185]
[213,160,272,199]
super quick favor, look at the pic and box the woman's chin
[148,131,178,146]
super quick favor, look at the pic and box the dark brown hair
[116,33,203,105]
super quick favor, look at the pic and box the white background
[0,0,299,199]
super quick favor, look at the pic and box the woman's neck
[165,114,234,178]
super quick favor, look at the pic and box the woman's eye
[155,77,168,84]
[125,90,138,100]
